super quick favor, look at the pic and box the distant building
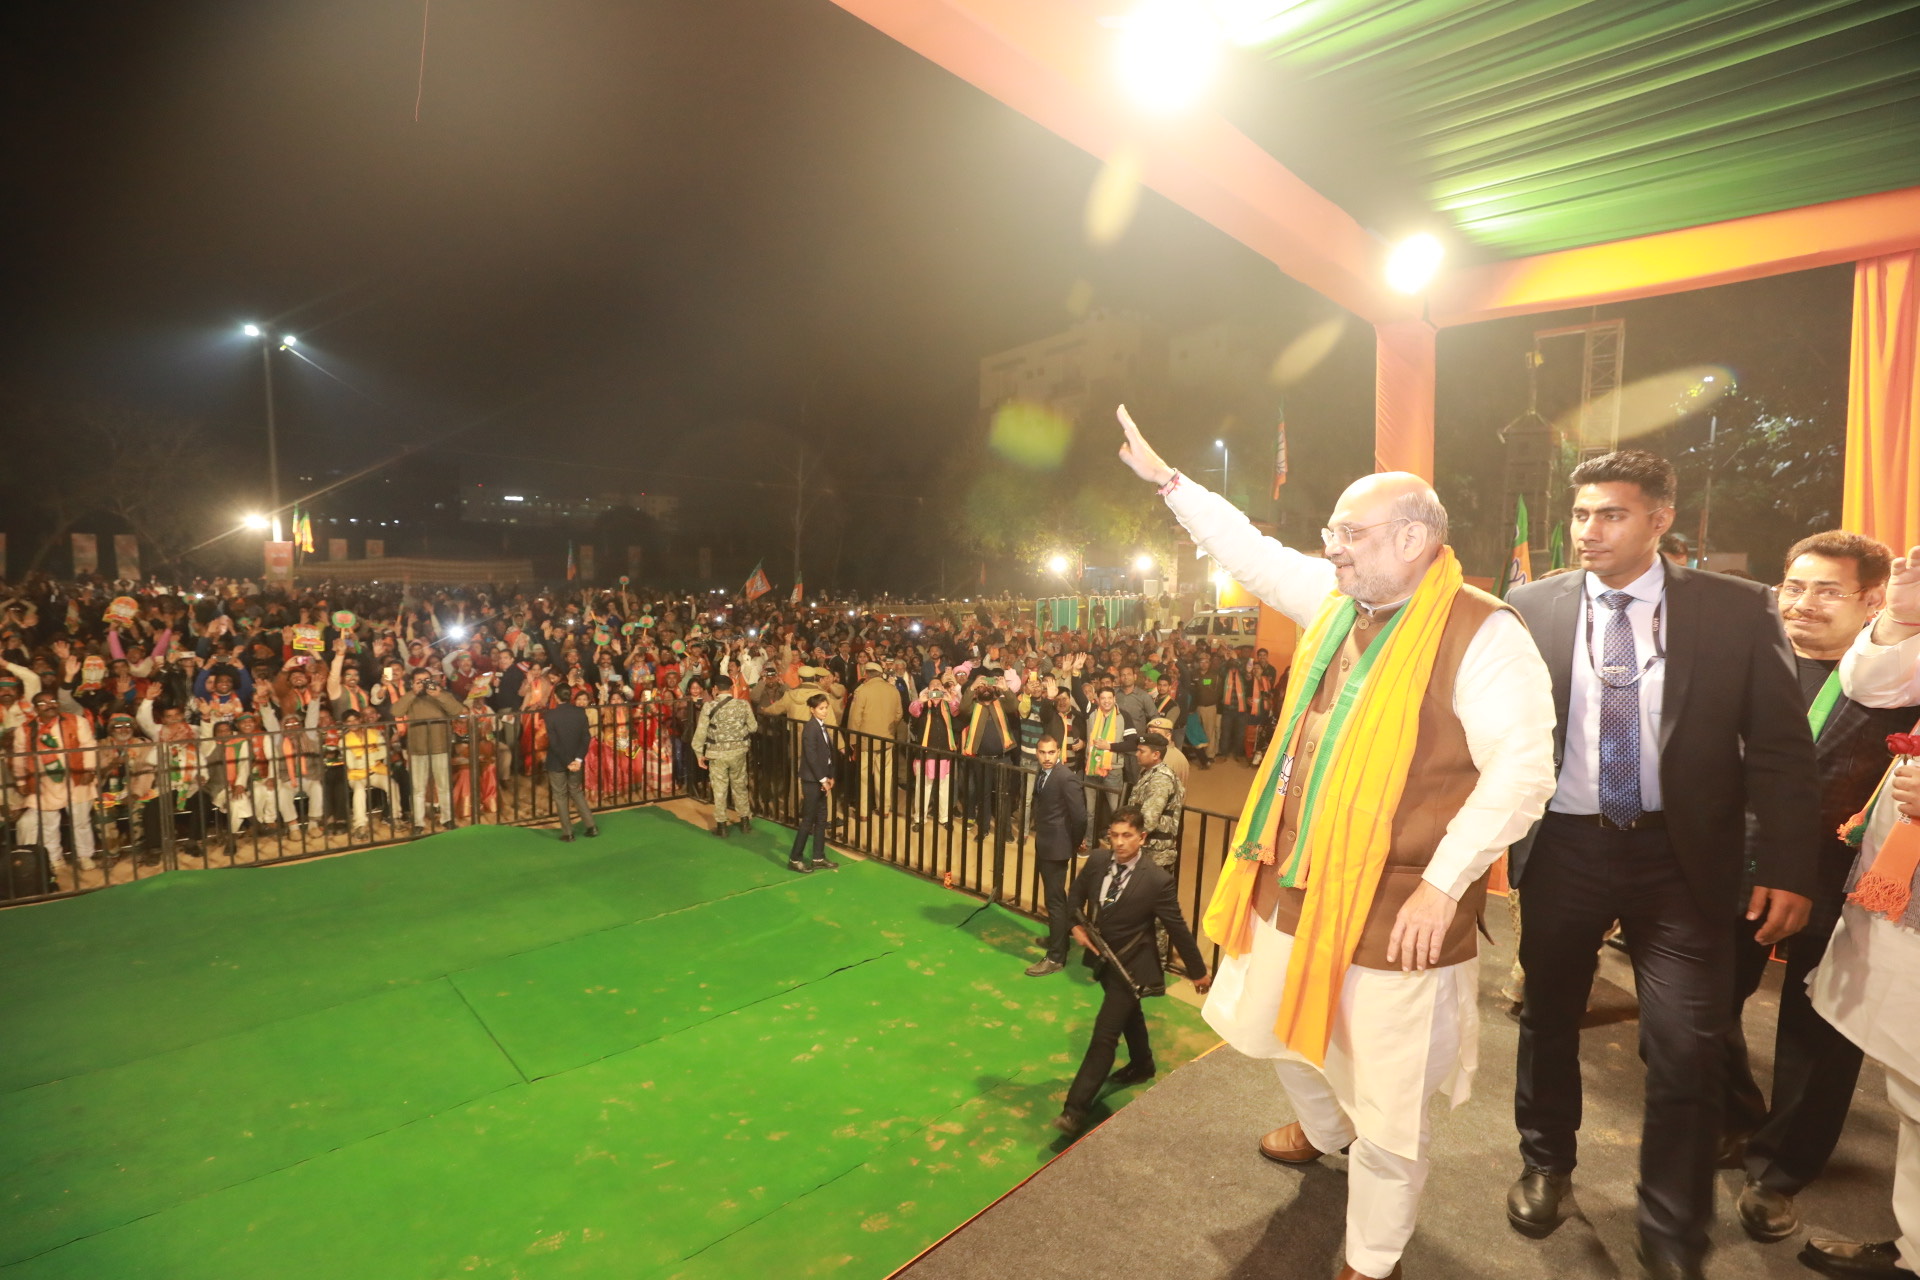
[978,310,1165,422]
[460,486,680,529]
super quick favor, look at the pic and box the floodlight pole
[259,340,283,542]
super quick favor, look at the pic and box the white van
[1182,607,1259,639]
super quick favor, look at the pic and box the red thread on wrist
[1156,471,1183,497]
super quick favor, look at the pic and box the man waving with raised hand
[1117,405,1558,1280]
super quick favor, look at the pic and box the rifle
[1074,905,1163,999]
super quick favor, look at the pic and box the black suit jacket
[543,704,590,773]
[1031,763,1088,862]
[1506,563,1821,912]
[798,716,838,785]
[1067,850,1206,994]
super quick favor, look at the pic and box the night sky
[1,0,1849,587]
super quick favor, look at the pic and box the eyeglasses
[1774,583,1864,607]
[1320,517,1412,550]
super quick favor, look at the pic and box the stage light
[1113,0,1223,114]
[447,626,467,641]
[1702,375,1716,383]
[242,513,269,531]
[1385,234,1445,294]
[1047,553,1070,575]
[242,323,261,338]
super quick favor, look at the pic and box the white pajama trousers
[1204,911,1473,1279]
[17,805,96,865]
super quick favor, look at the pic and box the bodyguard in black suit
[1724,532,1920,1243]
[1051,806,1209,1135]
[1024,734,1088,977]
[788,694,839,873]
[1503,451,1820,1280]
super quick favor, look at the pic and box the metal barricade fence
[747,721,1234,971]
[1,704,686,906]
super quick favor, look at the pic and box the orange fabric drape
[1375,320,1436,481]
[1844,252,1920,557]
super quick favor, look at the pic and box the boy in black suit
[1053,806,1210,1134]
[788,693,839,873]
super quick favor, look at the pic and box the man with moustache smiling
[1724,533,1920,1246]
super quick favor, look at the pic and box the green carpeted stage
[0,807,1215,1279]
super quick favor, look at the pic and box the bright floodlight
[242,513,269,531]
[1134,553,1154,572]
[1215,439,1225,449]
[280,335,297,347]
[447,626,467,641]
[1047,553,1070,575]
[243,323,261,337]
[1702,375,1716,383]
[1385,233,1445,294]
[1114,0,1223,114]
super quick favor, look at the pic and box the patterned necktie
[1103,863,1131,905]
[1596,590,1642,827]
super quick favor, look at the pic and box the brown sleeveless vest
[1252,583,1506,970]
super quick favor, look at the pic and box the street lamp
[242,323,297,540]
[1047,553,1070,576]
[1133,553,1154,573]
[1215,438,1229,496]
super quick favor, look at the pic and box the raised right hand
[1116,405,1175,486]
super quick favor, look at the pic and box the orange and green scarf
[1838,725,1920,925]
[1201,549,1465,1065]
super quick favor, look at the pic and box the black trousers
[1064,962,1151,1113]
[1515,814,1732,1262]
[789,780,828,863]
[1725,889,1862,1194]
[1038,856,1072,964]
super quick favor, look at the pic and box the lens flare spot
[1084,147,1142,247]
[989,401,1074,470]
[1559,365,1736,443]
[1269,315,1347,387]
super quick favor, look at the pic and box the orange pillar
[1844,252,1920,557]
[1375,320,1437,481]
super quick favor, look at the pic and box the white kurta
[1814,622,1920,1085]
[1167,476,1558,1159]
[1204,913,1478,1159]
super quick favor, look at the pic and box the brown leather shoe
[1334,1264,1401,1279]
[1258,1121,1323,1164]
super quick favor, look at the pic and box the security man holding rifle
[1052,805,1211,1135]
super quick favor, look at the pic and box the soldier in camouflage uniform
[1131,733,1186,965]
[693,683,757,836]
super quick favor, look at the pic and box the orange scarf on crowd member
[962,700,1011,757]
[19,714,91,785]
[1087,707,1124,778]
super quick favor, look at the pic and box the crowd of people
[0,571,1277,891]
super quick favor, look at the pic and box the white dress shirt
[1166,475,1558,900]
[1548,560,1667,815]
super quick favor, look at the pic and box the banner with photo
[328,538,348,561]
[263,541,295,585]
[114,534,140,581]
[71,533,99,575]
[365,539,385,558]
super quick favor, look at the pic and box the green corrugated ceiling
[1223,0,1920,257]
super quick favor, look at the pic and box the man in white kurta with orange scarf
[1117,407,1558,1279]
